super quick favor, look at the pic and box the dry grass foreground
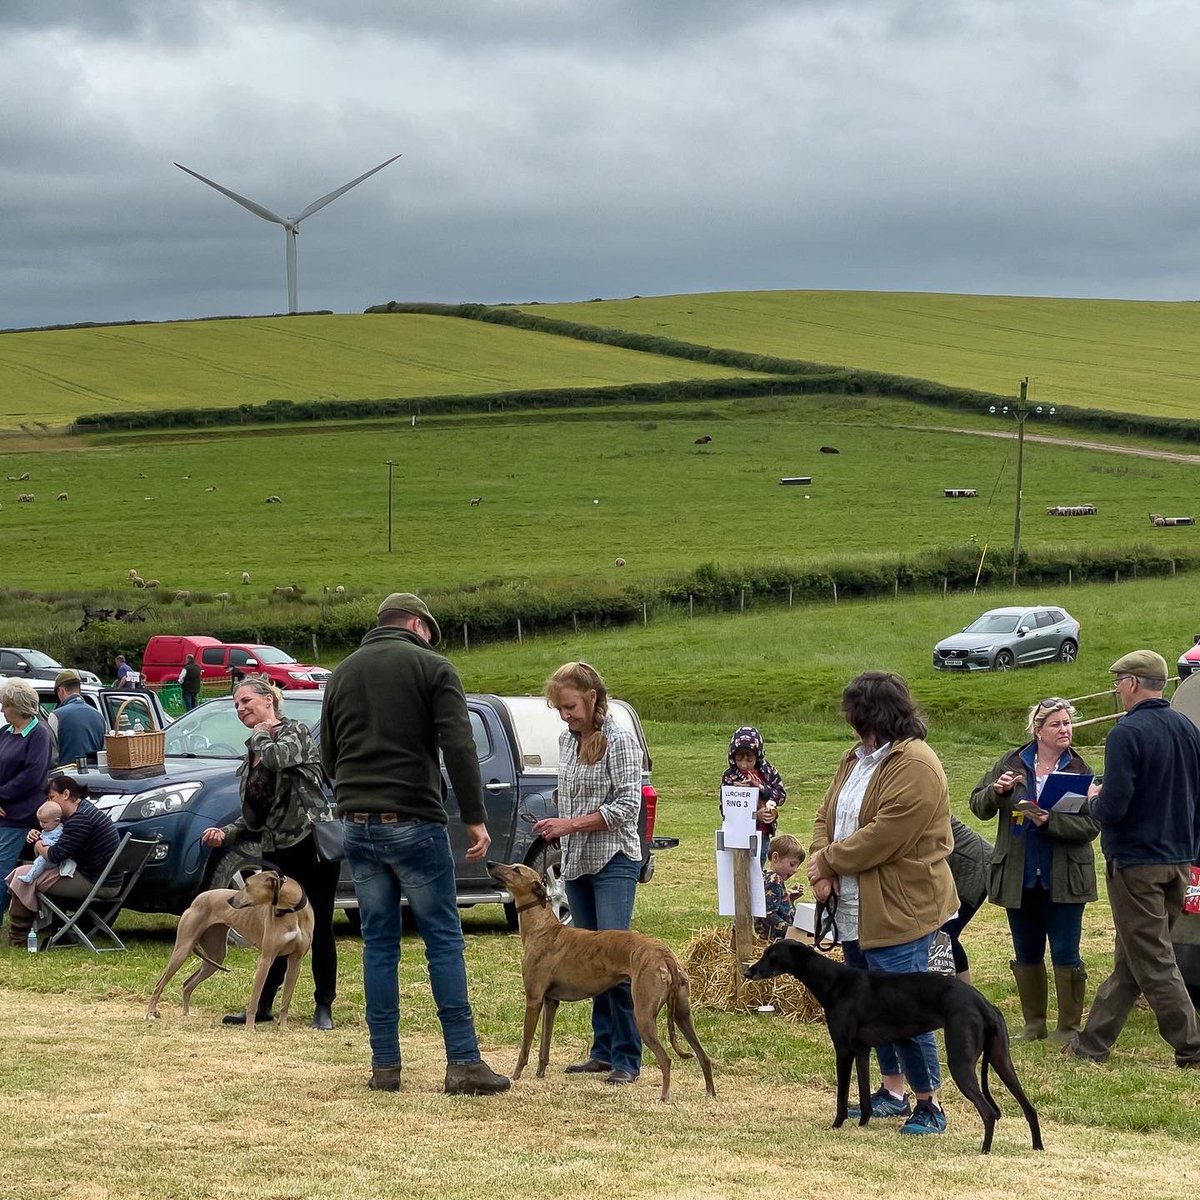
[2,985,1196,1200]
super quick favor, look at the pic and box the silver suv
[933,605,1080,672]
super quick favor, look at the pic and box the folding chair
[39,833,162,952]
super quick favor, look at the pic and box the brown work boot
[368,1066,402,1092]
[444,1059,511,1096]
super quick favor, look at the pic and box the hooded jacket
[721,726,786,839]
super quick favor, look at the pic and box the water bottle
[27,928,38,954]
[134,718,145,733]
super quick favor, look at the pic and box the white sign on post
[715,831,767,917]
[720,785,758,848]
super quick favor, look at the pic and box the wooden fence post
[1115,569,1120,585]
[517,618,522,644]
[740,587,745,613]
[731,847,755,988]
[463,622,469,650]
[572,612,578,633]
[642,602,647,626]
[788,585,793,609]
[689,594,694,619]
[833,581,838,604]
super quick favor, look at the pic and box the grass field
[527,291,1200,421]
[2,395,1198,596]
[0,313,746,428]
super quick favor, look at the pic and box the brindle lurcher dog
[146,870,314,1032]
[487,861,716,1101]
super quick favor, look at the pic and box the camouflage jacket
[221,718,333,852]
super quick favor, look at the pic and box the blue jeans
[343,818,480,1069]
[843,933,942,1093]
[182,692,199,711]
[0,825,29,919]
[1006,887,1084,968]
[563,853,642,1075]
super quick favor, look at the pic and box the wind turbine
[174,154,401,313]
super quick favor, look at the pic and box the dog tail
[665,957,694,1059]
[194,946,231,973]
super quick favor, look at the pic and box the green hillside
[0,313,746,428]
[525,291,1200,420]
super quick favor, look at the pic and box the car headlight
[969,645,993,654]
[120,783,203,821]
[288,671,312,681]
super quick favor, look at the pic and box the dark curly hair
[841,671,927,745]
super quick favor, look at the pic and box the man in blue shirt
[52,671,107,766]
[1069,650,1200,1068]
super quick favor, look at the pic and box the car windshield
[20,650,61,669]
[964,613,1020,635]
[164,696,323,757]
[250,646,296,665]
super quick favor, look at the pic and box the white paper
[791,901,817,933]
[720,784,758,849]
[715,831,767,917]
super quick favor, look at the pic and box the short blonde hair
[1026,696,1077,739]
[36,800,64,825]
[234,675,285,717]
[0,678,40,719]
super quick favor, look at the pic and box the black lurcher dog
[745,940,1043,1154]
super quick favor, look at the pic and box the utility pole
[989,379,1053,588]
[385,460,394,554]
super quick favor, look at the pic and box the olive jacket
[811,737,957,950]
[968,744,1099,908]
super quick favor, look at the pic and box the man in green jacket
[321,591,509,1097]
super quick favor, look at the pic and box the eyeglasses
[1112,674,1133,689]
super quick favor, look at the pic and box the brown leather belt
[344,812,420,825]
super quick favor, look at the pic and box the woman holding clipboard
[970,697,1100,1043]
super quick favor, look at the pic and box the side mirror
[245,659,258,668]
[1017,627,1029,637]
[16,660,30,672]
[1193,634,1200,646]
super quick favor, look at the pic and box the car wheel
[1058,639,1079,663]
[505,840,572,929]
[993,649,1016,671]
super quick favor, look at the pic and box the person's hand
[754,805,777,825]
[34,839,49,857]
[26,827,39,845]
[464,823,491,862]
[787,884,805,901]
[200,827,226,848]
[1025,807,1050,828]
[807,851,835,883]
[253,720,279,735]
[993,771,1020,796]
[1087,780,1102,801]
[812,878,833,902]
[532,817,573,843]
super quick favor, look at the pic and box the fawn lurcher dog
[146,870,314,1032]
[487,861,716,1101]
[746,940,1043,1154]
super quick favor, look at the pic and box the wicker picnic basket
[105,698,166,769]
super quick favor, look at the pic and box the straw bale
[683,924,839,1024]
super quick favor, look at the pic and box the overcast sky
[3,0,1199,330]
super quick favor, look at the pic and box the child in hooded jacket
[720,725,787,863]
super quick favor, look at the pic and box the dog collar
[513,898,546,914]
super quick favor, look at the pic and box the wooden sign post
[719,785,760,995]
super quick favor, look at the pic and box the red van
[141,636,330,690]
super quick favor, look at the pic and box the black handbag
[311,818,344,863]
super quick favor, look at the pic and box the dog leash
[814,893,840,952]
[518,808,555,881]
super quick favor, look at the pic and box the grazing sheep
[241,571,251,584]
[173,590,192,602]
[615,557,626,567]
[132,577,146,589]
[215,591,232,603]
[334,584,346,595]
[144,496,155,501]
[1149,512,1195,527]
[128,568,140,579]
[272,585,296,596]
[56,492,68,501]
[820,445,840,454]
[138,472,147,479]
[18,472,30,481]
[204,485,217,492]
[265,494,282,504]
[17,493,34,503]
[1046,504,1097,516]
[469,496,482,506]
[5,475,15,482]
[694,435,712,445]
[182,474,190,480]
[143,579,160,589]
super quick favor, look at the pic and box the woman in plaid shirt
[533,662,644,1087]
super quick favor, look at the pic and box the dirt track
[911,424,1200,467]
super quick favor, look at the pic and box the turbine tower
[174,154,401,313]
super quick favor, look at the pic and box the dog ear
[270,873,281,907]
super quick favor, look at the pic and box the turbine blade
[174,162,288,225]
[293,153,401,222]
[286,227,298,314]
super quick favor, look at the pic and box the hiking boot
[221,1010,274,1026]
[368,1066,402,1092]
[847,1086,912,1119]
[604,1068,638,1086]
[444,1059,511,1096]
[564,1059,611,1074]
[899,1099,948,1135]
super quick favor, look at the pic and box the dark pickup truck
[77,691,661,926]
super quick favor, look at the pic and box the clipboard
[1038,772,1093,812]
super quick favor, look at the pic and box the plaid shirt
[556,713,643,880]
